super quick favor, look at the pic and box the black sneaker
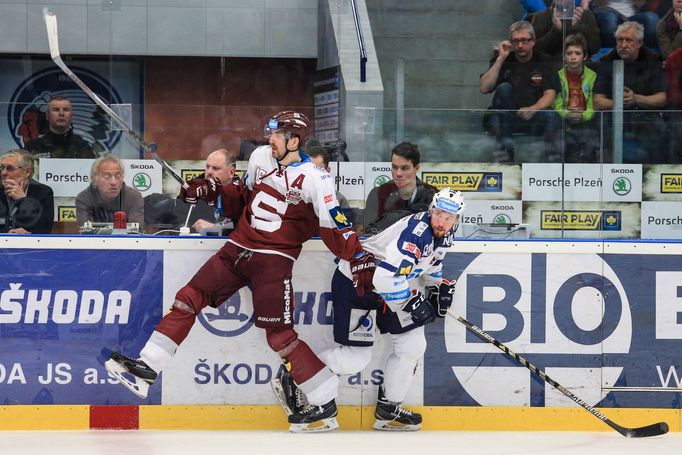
[271,370,306,416]
[288,399,339,433]
[104,352,157,399]
[373,386,422,431]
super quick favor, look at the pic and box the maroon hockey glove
[178,177,221,205]
[349,251,376,296]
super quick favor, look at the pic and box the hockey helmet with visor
[264,111,311,146]
[429,188,465,236]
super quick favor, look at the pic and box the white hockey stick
[43,9,188,190]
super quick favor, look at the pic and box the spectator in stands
[594,21,668,162]
[0,149,54,234]
[553,33,600,161]
[592,0,660,49]
[76,154,144,227]
[25,96,101,159]
[656,0,682,58]
[308,146,350,209]
[658,0,682,161]
[363,142,437,235]
[480,20,560,162]
[520,0,589,20]
[532,1,601,58]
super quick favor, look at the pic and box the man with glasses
[0,149,54,234]
[75,154,144,226]
[480,20,560,162]
[25,96,100,159]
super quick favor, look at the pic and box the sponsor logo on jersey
[612,177,631,196]
[661,174,682,193]
[422,172,503,192]
[412,221,428,236]
[401,241,422,259]
[540,210,622,231]
[8,66,123,150]
[58,206,76,222]
[324,194,334,204]
[397,259,413,276]
[330,207,351,229]
[285,188,303,205]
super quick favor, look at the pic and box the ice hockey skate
[271,369,307,416]
[373,386,422,431]
[288,399,339,433]
[105,352,157,399]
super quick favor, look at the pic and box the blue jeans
[489,82,560,149]
[595,8,659,48]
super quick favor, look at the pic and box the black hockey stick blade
[43,9,189,190]
[455,315,669,438]
[612,421,669,438]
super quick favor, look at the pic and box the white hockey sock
[383,327,426,403]
[298,368,339,406]
[139,331,178,374]
[318,345,372,376]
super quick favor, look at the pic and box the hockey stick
[43,9,188,190]
[455,315,669,438]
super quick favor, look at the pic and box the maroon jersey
[224,146,361,261]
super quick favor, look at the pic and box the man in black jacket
[594,21,668,163]
[25,96,101,159]
[363,142,437,235]
[0,149,54,234]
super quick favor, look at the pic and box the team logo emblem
[285,189,303,205]
[197,290,255,337]
[8,66,123,151]
[255,167,268,183]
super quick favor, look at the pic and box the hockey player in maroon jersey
[105,111,375,432]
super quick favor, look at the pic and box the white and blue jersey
[341,211,453,312]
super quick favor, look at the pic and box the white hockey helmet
[429,187,465,216]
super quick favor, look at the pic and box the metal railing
[350,0,368,82]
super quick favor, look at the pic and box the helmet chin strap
[275,135,300,164]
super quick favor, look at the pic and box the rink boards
[1,235,682,431]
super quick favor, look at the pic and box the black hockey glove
[178,177,221,205]
[426,279,456,317]
[402,292,436,325]
[349,251,376,296]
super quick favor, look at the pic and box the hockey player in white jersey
[273,188,463,431]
